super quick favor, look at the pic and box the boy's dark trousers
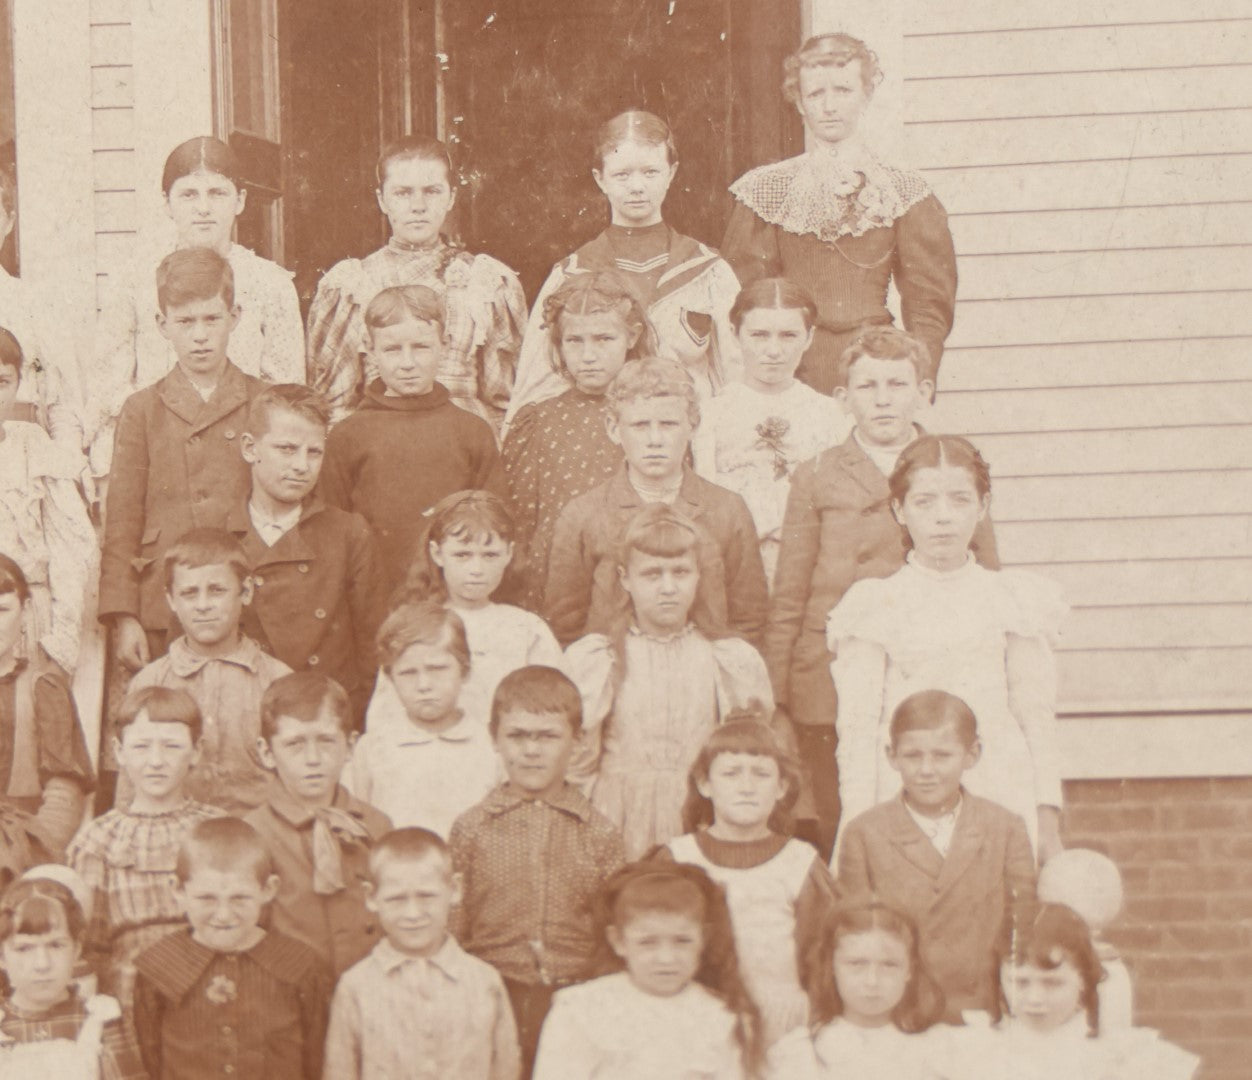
[791,724,841,863]
[503,977,560,1079]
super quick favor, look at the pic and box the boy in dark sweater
[319,285,505,593]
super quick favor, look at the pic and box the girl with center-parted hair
[90,136,305,475]
[768,897,949,1079]
[939,902,1199,1080]
[562,503,773,860]
[504,109,742,431]
[306,134,527,431]
[826,435,1067,862]
[532,860,764,1079]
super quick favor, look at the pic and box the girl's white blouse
[767,1018,950,1080]
[532,971,745,1080]
[827,555,1067,850]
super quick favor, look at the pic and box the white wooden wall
[90,0,137,307]
[898,1,1252,715]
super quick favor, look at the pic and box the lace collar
[729,139,932,241]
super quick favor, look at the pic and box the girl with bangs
[367,489,560,731]
[563,504,772,859]
[0,875,145,1077]
[658,716,838,1048]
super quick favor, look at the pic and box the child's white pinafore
[667,833,814,1038]
[0,993,119,1079]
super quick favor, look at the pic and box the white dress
[940,1014,1199,1080]
[668,833,815,1040]
[364,602,562,732]
[767,1019,950,1080]
[533,972,745,1080]
[827,554,1067,851]
[563,627,774,858]
[692,380,849,583]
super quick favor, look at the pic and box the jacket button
[298,563,309,573]
[253,576,264,587]
[856,551,872,563]
[188,434,199,445]
[224,429,235,439]
[308,655,319,666]
[314,608,327,619]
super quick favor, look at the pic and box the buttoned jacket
[227,496,386,707]
[837,792,1036,1015]
[99,362,263,631]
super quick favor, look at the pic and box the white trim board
[1058,713,1252,780]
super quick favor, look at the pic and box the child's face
[1,922,80,1012]
[157,294,240,382]
[165,562,251,653]
[559,310,638,395]
[618,548,698,636]
[494,709,575,800]
[696,752,787,834]
[609,909,703,998]
[736,307,814,394]
[606,394,693,483]
[390,640,464,729]
[257,709,356,807]
[592,140,677,228]
[370,317,443,397]
[430,531,513,608]
[177,865,279,953]
[0,364,19,414]
[887,722,979,814]
[1001,957,1085,1033]
[835,355,932,449]
[833,928,912,1028]
[0,590,25,661]
[165,168,246,252]
[242,408,326,510]
[114,712,200,804]
[366,854,461,958]
[892,464,988,573]
[376,157,455,249]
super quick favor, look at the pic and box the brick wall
[1062,778,1252,1080]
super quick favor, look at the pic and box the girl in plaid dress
[0,876,146,1079]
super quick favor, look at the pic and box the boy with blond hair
[325,827,520,1079]
[544,357,767,646]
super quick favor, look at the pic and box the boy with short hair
[69,685,223,1008]
[324,827,521,1080]
[126,527,291,813]
[133,815,333,1079]
[765,326,1000,858]
[319,284,505,593]
[346,602,499,837]
[244,671,391,976]
[837,689,1036,1018]
[544,357,768,647]
[100,246,265,673]
[228,383,386,724]
[449,665,625,1073]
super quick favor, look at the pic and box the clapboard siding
[89,1,136,306]
[906,65,1252,123]
[939,339,1252,391]
[903,8,1252,713]
[911,110,1252,170]
[905,21,1251,79]
[949,204,1252,256]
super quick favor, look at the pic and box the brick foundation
[1062,778,1252,1080]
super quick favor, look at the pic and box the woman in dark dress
[722,33,957,394]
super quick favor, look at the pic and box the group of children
[0,37,1201,1080]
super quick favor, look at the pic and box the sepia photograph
[0,0,1248,1076]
